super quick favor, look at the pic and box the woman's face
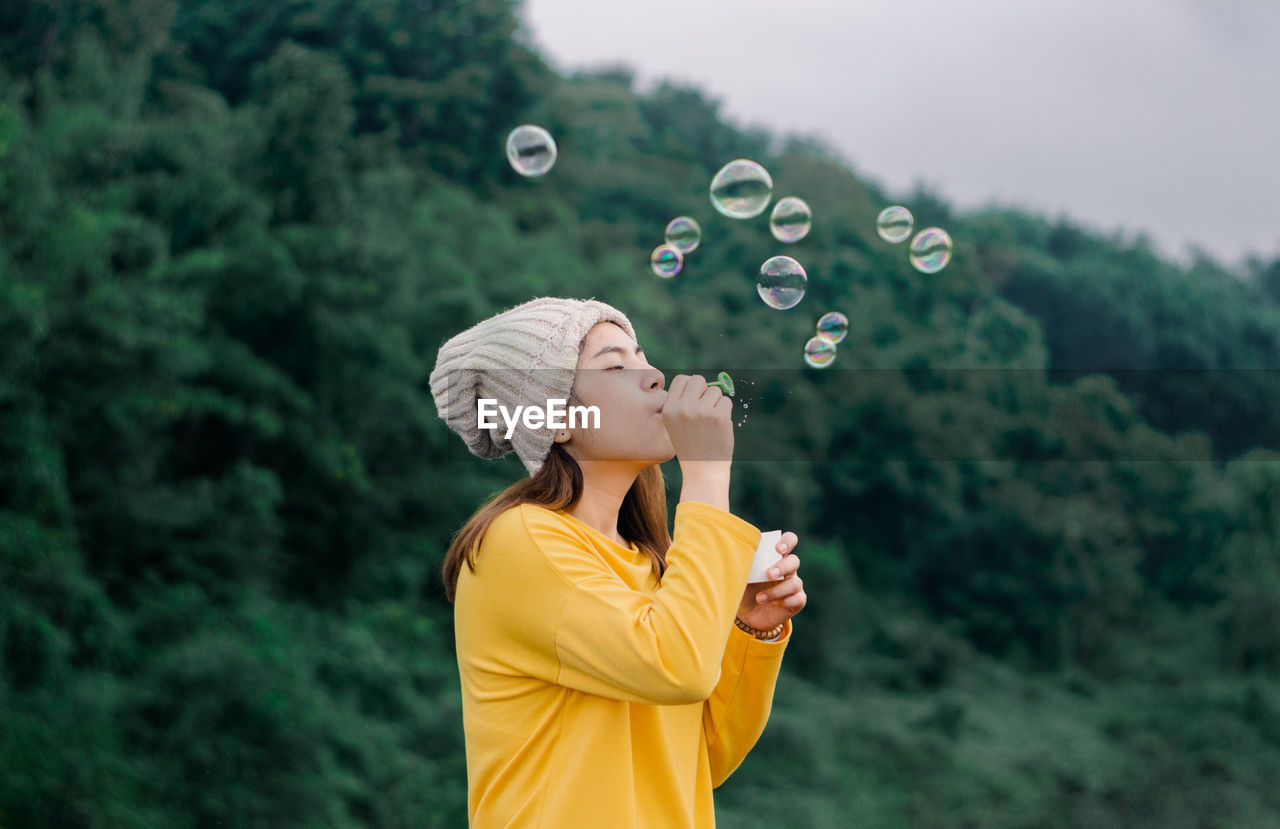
[555,322,674,466]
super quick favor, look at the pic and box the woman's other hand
[737,531,806,633]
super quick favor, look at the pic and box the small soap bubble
[770,197,812,243]
[756,256,807,309]
[876,205,914,243]
[650,244,683,278]
[803,336,836,368]
[710,159,773,219]
[664,216,702,254]
[506,125,557,177]
[815,311,849,344]
[909,228,954,274]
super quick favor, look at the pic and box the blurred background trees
[2,0,1279,825]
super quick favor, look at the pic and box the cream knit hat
[429,297,638,476]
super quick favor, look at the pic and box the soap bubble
[909,228,953,273]
[803,336,836,368]
[770,197,812,243]
[664,216,702,254]
[756,256,807,309]
[876,205,914,243]
[815,311,849,344]
[710,159,773,219]
[733,377,757,427]
[506,125,557,177]
[650,244,683,278]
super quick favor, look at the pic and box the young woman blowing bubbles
[430,297,807,828]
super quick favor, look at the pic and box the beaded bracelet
[734,615,785,641]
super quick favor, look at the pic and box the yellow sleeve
[492,500,761,705]
[703,618,791,788]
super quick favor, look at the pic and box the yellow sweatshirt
[453,499,792,828]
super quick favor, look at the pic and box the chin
[631,446,675,466]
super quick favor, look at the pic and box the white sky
[518,0,1280,267]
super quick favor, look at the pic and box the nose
[645,366,665,391]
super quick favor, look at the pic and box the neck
[565,460,646,547]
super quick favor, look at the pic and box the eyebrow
[590,344,645,361]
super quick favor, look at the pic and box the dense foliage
[2,1,1279,826]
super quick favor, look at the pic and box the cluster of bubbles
[649,216,702,278]
[803,311,848,368]
[876,205,953,274]
[708,159,821,365]
[503,127,958,371]
[707,159,815,313]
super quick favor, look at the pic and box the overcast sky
[518,0,1279,267]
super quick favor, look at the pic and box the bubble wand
[706,371,735,396]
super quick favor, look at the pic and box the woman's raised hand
[661,374,735,468]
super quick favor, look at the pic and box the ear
[553,429,571,444]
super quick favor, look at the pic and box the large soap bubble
[756,256,807,309]
[664,216,702,254]
[815,311,848,344]
[803,336,836,368]
[506,125,557,177]
[710,159,773,219]
[770,197,812,243]
[876,205,914,243]
[909,228,953,274]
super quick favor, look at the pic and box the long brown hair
[440,442,672,603]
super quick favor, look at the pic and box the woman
[430,297,807,828]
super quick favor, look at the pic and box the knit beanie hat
[429,297,638,476]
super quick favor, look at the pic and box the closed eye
[607,365,625,371]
